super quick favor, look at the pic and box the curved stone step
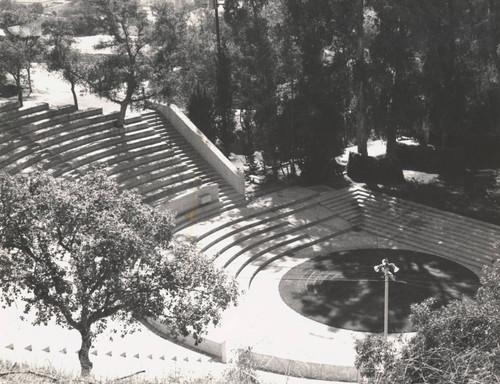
[51,129,160,175]
[112,156,185,185]
[0,102,48,125]
[197,188,359,252]
[0,99,20,114]
[357,191,500,255]
[1,105,76,131]
[240,226,356,288]
[361,212,496,271]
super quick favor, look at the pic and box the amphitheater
[1,99,500,382]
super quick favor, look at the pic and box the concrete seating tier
[355,189,500,273]
[1,103,243,222]
[182,188,363,288]
[0,105,82,171]
[48,123,160,176]
[21,108,109,138]
[184,185,499,288]
[1,104,76,131]
[239,224,357,287]
[0,109,112,174]
[133,169,197,196]
[198,189,359,254]
[192,189,323,245]
[0,99,20,113]
[142,177,202,205]
[98,144,172,175]
[0,102,48,125]
[20,107,104,134]
[42,120,151,160]
[111,155,185,187]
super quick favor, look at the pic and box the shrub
[347,152,404,185]
[395,143,465,174]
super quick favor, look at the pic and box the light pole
[374,258,399,339]
[213,0,222,56]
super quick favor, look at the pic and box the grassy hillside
[0,358,261,384]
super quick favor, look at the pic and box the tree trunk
[78,329,93,377]
[290,80,296,178]
[386,123,397,159]
[27,65,32,96]
[356,0,368,156]
[116,99,129,128]
[15,71,23,108]
[70,80,79,110]
[488,0,500,79]
[356,80,368,156]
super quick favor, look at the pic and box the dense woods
[1,0,499,181]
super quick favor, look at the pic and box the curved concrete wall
[155,103,245,196]
[142,318,227,362]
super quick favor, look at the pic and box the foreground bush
[355,260,500,384]
[347,152,404,185]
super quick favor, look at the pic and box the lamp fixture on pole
[374,258,399,339]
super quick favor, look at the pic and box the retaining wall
[155,104,245,196]
[142,318,227,362]
[158,183,219,215]
[251,351,359,382]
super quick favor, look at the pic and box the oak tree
[0,169,238,376]
[83,0,155,127]
[43,16,84,109]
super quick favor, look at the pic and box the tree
[59,0,103,36]
[0,0,14,11]
[0,38,30,106]
[214,46,235,156]
[355,260,500,383]
[369,0,425,156]
[43,16,84,109]
[187,84,217,143]
[0,5,42,106]
[83,0,155,127]
[418,0,476,147]
[0,169,238,376]
[223,0,277,161]
[355,0,369,156]
[280,0,347,183]
[149,1,190,103]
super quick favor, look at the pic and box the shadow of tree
[279,249,479,333]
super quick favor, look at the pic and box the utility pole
[213,0,221,56]
[383,270,389,339]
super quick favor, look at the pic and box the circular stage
[279,249,480,333]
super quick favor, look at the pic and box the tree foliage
[188,84,216,143]
[149,1,189,102]
[355,260,500,383]
[214,46,235,156]
[81,0,155,127]
[0,169,238,376]
[368,0,425,155]
[0,4,42,106]
[59,0,104,36]
[43,16,84,109]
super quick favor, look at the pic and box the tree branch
[0,370,58,382]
